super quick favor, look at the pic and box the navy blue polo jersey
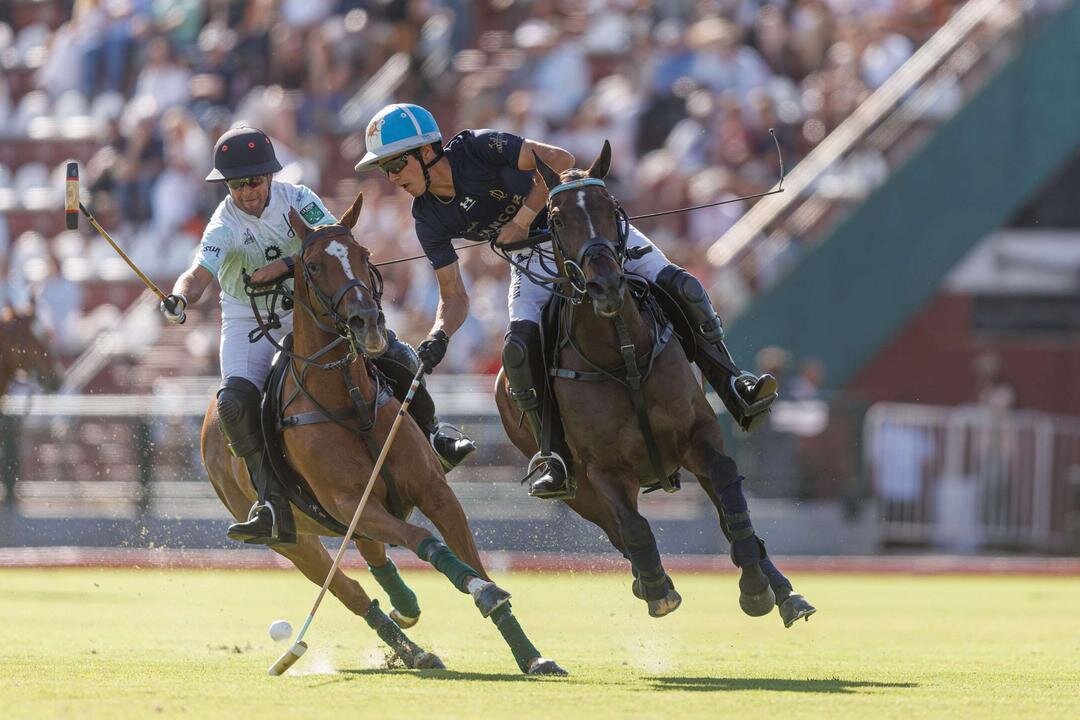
[412,129,548,269]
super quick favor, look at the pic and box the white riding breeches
[507,224,672,325]
[219,296,293,388]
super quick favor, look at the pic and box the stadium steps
[722,0,1080,388]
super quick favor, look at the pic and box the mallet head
[267,640,307,676]
[65,162,79,230]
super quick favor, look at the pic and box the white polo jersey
[195,181,336,317]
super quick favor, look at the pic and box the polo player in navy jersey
[356,104,777,501]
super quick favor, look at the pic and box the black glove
[417,330,449,373]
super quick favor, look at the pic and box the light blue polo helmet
[354,103,442,173]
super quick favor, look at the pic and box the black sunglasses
[226,175,267,190]
[378,153,411,175]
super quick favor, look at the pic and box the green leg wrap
[490,603,540,673]
[368,559,421,619]
[363,600,423,665]
[417,536,477,593]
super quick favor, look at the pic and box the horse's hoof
[390,609,420,629]
[648,588,682,618]
[414,652,446,670]
[527,657,568,676]
[474,582,512,618]
[632,575,675,602]
[779,594,817,628]
[738,564,775,617]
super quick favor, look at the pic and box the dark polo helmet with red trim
[205,126,282,181]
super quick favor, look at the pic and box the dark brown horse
[495,143,815,626]
[202,192,564,675]
[0,303,62,505]
[0,303,63,395]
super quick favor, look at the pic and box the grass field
[1,567,1078,719]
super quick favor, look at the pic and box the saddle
[258,334,405,540]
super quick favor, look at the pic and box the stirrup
[525,451,568,479]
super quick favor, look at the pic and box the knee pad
[656,265,708,305]
[216,376,260,426]
[502,320,540,370]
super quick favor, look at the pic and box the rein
[544,176,679,493]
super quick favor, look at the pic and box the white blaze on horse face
[577,190,597,239]
[325,240,357,281]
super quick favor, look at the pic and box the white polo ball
[268,620,293,642]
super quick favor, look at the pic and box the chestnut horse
[496,143,815,626]
[201,192,564,675]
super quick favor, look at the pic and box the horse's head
[287,192,388,358]
[0,304,62,393]
[534,141,627,317]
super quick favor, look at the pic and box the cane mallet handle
[268,367,427,676]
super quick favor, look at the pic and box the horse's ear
[532,150,561,191]
[288,208,311,240]
[340,191,363,230]
[587,140,612,180]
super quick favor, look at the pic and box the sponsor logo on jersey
[202,244,221,256]
[460,196,476,212]
[488,133,508,154]
[489,189,508,200]
[242,229,256,245]
[264,245,283,261]
[300,202,325,225]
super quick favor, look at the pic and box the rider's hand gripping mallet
[267,366,427,676]
[64,162,169,302]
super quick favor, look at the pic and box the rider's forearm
[431,293,469,339]
[171,266,211,306]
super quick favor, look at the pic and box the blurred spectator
[973,352,1017,410]
[790,357,827,401]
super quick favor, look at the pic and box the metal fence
[865,403,1080,553]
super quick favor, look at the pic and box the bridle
[246,224,385,370]
[546,176,631,300]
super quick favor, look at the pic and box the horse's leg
[356,538,421,628]
[358,490,564,676]
[590,468,681,618]
[271,534,443,668]
[685,424,816,625]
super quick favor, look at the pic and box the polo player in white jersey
[160,126,474,546]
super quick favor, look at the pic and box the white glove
[160,293,187,324]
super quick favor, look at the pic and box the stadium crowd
[0,0,964,371]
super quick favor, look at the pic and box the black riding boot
[217,377,296,545]
[503,320,574,500]
[374,330,476,471]
[655,265,778,432]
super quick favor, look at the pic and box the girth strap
[612,315,675,493]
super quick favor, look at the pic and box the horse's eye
[550,211,564,228]
[306,262,320,274]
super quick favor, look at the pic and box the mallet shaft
[79,203,168,302]
[268,369,426,676]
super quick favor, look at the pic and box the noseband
[546,177,630,297]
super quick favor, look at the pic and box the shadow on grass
[648,677,918,694]
[335,668,529,683]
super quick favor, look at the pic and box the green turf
[1,567,1077,719]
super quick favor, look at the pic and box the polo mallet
[64,161,170,304]
[268,366,427,676]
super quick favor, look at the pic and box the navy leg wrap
[758,555,793,597]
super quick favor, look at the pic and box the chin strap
[416,145,444,195]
